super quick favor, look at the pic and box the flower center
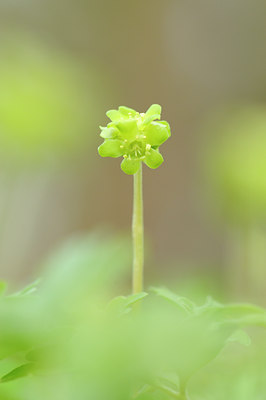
[128,140,145,159]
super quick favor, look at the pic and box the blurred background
[0,0,266,303]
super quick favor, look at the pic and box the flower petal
[99,126,118,139]
[143,121,170,146]
[142,113,161,126]
[98,139,124,158]
[106,109,121,121]
[159,120,171,137]
[121,158,141,175]
[115,119,139,141]
[118,106,138,118]
[144,148,164,169]
[145,104,162,117]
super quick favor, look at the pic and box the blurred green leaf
[226,314,266,328]
[0,363,35,383]
[227,330,251,347]
[107,292,148,315]
[9,279,41,298]
[39,233,131,304]
[200,300,266,327]
[203,106,266,223]
[151,287,196,315]
[0,35,100,168]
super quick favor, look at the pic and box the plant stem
[179,383,189,400]
[132,163,144,293]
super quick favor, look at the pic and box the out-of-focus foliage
[0,33,101,168]
[203,106,266,225]
[0,235,266,400]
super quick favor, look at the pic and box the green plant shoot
[98,104,171,293]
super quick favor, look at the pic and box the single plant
[98,104,171,293]
[97,106,266,399]
[0,105,266,400]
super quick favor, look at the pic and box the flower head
[98,104,171,174]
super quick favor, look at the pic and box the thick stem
[132,164,144,293]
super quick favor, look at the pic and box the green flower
[98,104,171,174]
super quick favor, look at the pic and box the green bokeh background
[0,2,266,397]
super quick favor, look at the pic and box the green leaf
[227,329,251,346]
[107,292,148,315]
[212,303,266,321]
[26,345,56,362]
[151,287,196,315]
[146,104,162,117]
[106,109,121,121]
[226,314,266,328]
[98,139,124,158]
[132,384,153,399]
[107,296,128,315]
[144,121,170,146]
[198,296,223,310]
[124,292,148,308]
[118,106,138,118]
[198,299,266,330]
[115,119,139,141]
[0,363,35,383]
[9,279,41,298]
[121,158,141,175]
[144,149,164,169]
[152,378,180,399]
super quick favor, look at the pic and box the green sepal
[145,148,164,169]
[143,121,170,146]
[106,109,121,121]
[118,106,138,118]
[142,114,161,126]
[98,139,124,158]
[99,126,118,139]
[146,104,162,117]
[115,119,139,141]
[160,120,171,137]
[142,104,162,126]
[121,158,141,175]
